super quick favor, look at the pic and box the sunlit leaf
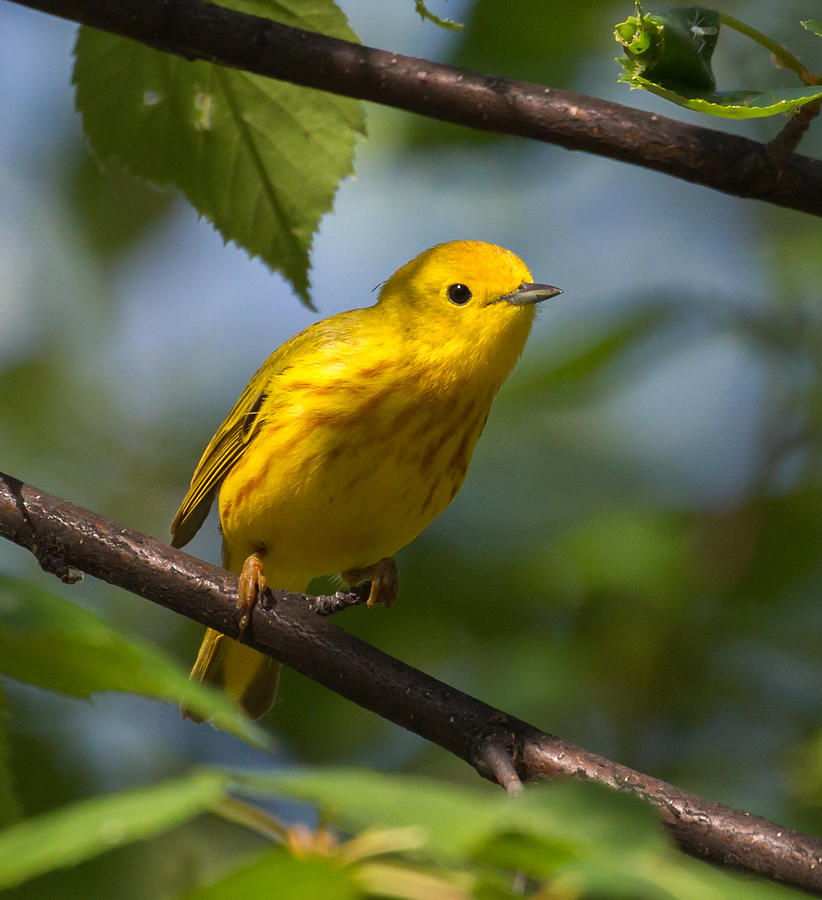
[73,0,366,305]
[618,73,822,118]
[801,20,822,39]
[0,770,228,890]
[0,575,268,747]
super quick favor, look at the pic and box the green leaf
[616,6,822,117]
[183,847,360,899]
[801,20,822,39]
[0,769,228,890]
[72,0,366,306]
[0,574,269,747]
[0,685,21,828]
[615,6,719,92]
[618,73,822,118]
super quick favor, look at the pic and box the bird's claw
[342,556,399,608]
[237,551,267,634]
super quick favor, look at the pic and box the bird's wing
[169,325,321,549]
[170,363,272,548]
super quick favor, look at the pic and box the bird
[170,240,561,720]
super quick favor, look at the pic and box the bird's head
[377,240,561,380]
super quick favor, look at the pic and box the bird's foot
[237,551,267,633]
[342,556,399,608]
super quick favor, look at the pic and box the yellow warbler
[170,241,560,719]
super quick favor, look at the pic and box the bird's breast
[218,367,496,580]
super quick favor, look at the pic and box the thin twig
[766,99,822,168]
[1,470,822,893]
[719,13,816,86]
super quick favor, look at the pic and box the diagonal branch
[8,0,822,217]
[1,470,822,894]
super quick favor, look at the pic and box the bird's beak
[500,282,562,306]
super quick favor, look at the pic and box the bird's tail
[183,628,280,721]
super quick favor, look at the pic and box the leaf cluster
[614,3,822,118]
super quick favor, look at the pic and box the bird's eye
[446,283,472,305]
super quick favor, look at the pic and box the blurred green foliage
[2,0,822,896]
[0,768,797,897]
[0,687,21,828]
[0,575,267,745]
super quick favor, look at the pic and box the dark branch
[8,0,822,217]
[2,470,822,894]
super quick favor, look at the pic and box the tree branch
[8,0,822,217]
[1,470,822,894]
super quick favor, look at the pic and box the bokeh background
[2,0,822,894]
